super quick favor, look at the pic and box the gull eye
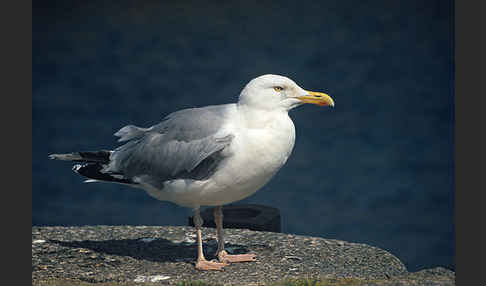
[273,86,283,92]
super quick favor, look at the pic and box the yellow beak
[298,90,335,107]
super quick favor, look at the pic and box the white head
[238,74,334,111]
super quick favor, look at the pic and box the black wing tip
[73,163,136,185]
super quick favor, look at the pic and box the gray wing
[105,104,235,189]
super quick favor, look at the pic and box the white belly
[147,112,296,208]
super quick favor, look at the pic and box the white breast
[193,110,296,206]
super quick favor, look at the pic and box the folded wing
[105,104,235,189]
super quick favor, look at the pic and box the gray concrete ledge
[32,226,455,285]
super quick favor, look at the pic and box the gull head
[238,74,334,111]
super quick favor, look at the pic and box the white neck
[236,103,290,129]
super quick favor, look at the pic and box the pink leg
[214,206,257,263]
[193,208,228,271]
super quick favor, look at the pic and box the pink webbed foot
[217,250,257,263]
[195,259,228,271]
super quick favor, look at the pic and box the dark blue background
[33,0,454,272]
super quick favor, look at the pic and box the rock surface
[32,226,454,285]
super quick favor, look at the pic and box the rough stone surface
[32,226,454,285]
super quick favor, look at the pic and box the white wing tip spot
[72,164,83,172]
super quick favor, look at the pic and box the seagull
[49,74,334,271]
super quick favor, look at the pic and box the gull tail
[48,150,112,163]
[48,150,137,185]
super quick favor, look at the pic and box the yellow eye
[274,86,283,92]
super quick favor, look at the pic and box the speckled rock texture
[32,226,454,285]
